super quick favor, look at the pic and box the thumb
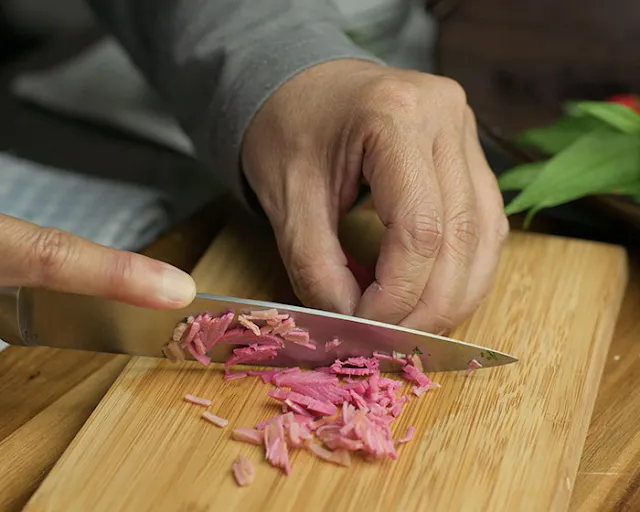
[275,205,360,316]
[0,214,195,309]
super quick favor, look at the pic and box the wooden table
[0,32,638,512]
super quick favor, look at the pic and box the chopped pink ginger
[271,317,296,335]
[247,369,281,384]
[238,315,261,336]
[201,311,235,350]
[284,399,314,417]
[232,427,264,445]
[409,353,424,373]
[225,345,278,375]
[413,382,440,396]
[282,328,309,343]
[202,411,229,428]
[224,372,248,381]
[281,329,317,350]
[232,455,255,487]
[162,341,185,362]
[372,351,407,365]
[330,356,380,376]
[269,389,338,417]
[182,321,201,346]
[325,338,343,352]
[187,343,211,366]
[307,442,352,467]
[244,309,280,320]
[169,309,445,477]
[218,329,285,347]
[402,362,435,388]
[219,330,285,347]
[466,358,483,375]
[264,416,291,474]
[184,393,212,407]
[193,336,207,356]
[171,322,189,343]
[397,426,416,444]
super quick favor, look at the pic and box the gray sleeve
[85,0,383,206]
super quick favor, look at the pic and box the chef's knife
[0,287,518,372]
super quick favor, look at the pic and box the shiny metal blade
[19,289,518,372]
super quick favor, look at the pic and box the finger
[400,126,479,333]
[354,126,444,325]
[274,182,361,315]
[0,214,195,309]
[457,109,510,318]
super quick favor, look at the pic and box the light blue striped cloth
[0,152,171,251]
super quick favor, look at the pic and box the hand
[242,60,509,334]
[0,214,196,309]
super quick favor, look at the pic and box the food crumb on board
[232,455,255,487]
[202,411,229,428]
[613,355,621,362]
[184,394,212,407]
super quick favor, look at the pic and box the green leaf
[566,101,640,133]
[504,131,640,218]
[516,115,610,154]
[498,162,545,191]
[604,182,640,196]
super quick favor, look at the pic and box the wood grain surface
[569,251,640,512]
[23,209,628,512]
[0,200,227,511]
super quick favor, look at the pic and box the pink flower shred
[232,427,264,445]
[397,426,416,444]
[466,358,483,375]
[184,394,212,407]
[202,411,229,428]
[166,310,441,481]
[325,338,343,352]
[232,455,255,487]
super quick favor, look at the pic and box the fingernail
[159,265,196,306]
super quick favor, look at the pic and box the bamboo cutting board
[25,210,628,512]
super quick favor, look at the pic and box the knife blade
[0,287,518,372]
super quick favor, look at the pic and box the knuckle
[392,211,444,261]
[451,210,480,249]
[363,77,421,113]
[30,228,71,283]
[288,260,330,303]
[383,282,422,315]
[436,76,468,108]
[430,309,457,333]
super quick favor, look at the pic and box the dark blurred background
[1,0,639,245]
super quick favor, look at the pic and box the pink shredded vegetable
[184,394,212,407]
[397,426,416,444]
[264,416,291,474]
[202,411,229,428]
[325,338,343,352]
[165,309,443,482]
[330,357,379,376]
[466,359,483,375]
[232,455,255,486]
[232,427,264,445]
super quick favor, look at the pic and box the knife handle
[0,287,24,346]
